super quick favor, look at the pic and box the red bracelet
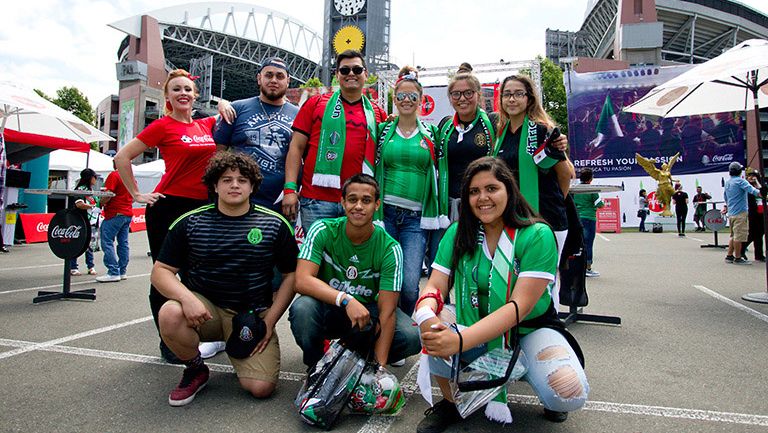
[416,291,444,315]
[283,189,296,196]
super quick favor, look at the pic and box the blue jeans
[383,205,428,315]
[299,197,343,234]
[100,215,131,276]
[288,295,421,367]
[580,218,596,266]
[70,248,94,270]
[429,327,589,413]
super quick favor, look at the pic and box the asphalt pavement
[1,228,767,433]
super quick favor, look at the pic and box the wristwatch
[340,294,351,308]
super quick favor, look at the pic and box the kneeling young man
[152,152,298,406]
[289,174,421,368]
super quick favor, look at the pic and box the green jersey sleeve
[298,219,329,265]
[517,223,557,281]
[432,223,458,276]
[378,241,404,293]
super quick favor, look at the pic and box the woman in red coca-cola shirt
[113,69,221,362]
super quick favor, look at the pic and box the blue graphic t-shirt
[214,96,299,211]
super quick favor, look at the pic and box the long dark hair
[75,168,97,190]
[450,157,543,277]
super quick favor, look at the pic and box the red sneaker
[168,364,209,406]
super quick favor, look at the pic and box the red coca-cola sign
[704,209,726,231]
[19,213,55,243]
[130,207,147,232]
[47,209,90,259]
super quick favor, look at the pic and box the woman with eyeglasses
[373,66,449,317]
[414,157,588,433]
[491,75,575,306]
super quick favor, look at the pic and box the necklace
[259,98,286,122]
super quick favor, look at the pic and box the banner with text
[566,65,745,178]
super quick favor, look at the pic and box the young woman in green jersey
[374,66,448,316]
[413,157,588,433]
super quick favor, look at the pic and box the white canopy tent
[134,159,165,197]
[48,149,114,189]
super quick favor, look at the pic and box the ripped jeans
[429,327,589,412]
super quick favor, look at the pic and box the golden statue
[636,152,680,217]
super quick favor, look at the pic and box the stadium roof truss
[110,2,323,99]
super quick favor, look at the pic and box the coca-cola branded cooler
[18,213,54,243]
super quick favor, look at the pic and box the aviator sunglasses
[395,92,420,102]
[338,65,366,76]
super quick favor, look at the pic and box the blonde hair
[163,69,199,115]
[496,75,554,132]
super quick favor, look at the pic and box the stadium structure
[546,0,768,68]
[97,2,324,158]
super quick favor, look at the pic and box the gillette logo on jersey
[180,134,214,145]
[329,278,374,297]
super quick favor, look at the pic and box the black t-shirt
[672,191,689,211]
[440,113,498,199]
[496,122,568,231]
[158,204,298,310]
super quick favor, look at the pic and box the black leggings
[676,208,688,234]
[145,195,209,332]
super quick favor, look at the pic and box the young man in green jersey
[289,174,421,368]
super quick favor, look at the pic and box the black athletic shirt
[158,204,298,310]
[440,113,499,199]
[495,123,568,231]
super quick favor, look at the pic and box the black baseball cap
[258,57,290,75]
[225,310,266,359]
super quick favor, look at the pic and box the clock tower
[321,0,391,84]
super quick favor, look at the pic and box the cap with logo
[225,310,267,359]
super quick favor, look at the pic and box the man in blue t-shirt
[215,57,299,213]
[723,162,763,264]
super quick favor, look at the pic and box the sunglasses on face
[449,89,476,101]
[337,65,366,76]
[395,92,420,102]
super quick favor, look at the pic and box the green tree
[300,77,323,88]
[520,56,568,135]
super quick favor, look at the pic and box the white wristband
[335,291,345,307]
[413,306,438,326]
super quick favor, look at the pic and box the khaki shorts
[166,293,280,383]
[729,212,749,242]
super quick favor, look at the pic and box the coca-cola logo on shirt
[180,134,214,145]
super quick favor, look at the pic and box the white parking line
[0,273,151,295]
[597,233,610,242]
[1,337,766,427]
[0,263,61,271]
[687,236,704,242]
[694,285,768,324]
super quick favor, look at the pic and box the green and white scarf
[312,90,378,188]
[491,117,559,213]
[374,119,449,230]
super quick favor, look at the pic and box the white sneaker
[95,274,121,283]
[199,341,226,359]
[585,269,600,278]
[120,274,127,280]
[389,359,406,367]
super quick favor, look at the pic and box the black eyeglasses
[449,89,475,101]
[395,92,420,102]
[337,65,366,76]
[502,90,528,100]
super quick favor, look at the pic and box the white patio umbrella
[624,38,768,304]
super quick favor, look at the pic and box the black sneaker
[543,408,568,422]
[725,255,735,264]
[417,399,462,433]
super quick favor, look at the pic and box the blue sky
[1,0,766,106]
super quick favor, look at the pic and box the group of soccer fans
[113,49,589,432]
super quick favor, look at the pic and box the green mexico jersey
[381,131,432,209]
[299,217,403,304]
[432,222,556,331]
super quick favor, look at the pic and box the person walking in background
[692,186,711,232]
[96,164,134,283]
[70,168,99,276]
[742,168,765,262]
[672,183,689,237]
[573,169,604,277]
[114,69,219,363]
[723,162,762,265]
[638,189,650,232]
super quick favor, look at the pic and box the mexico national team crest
[346,265,358,280]
[474,133,486,147]
[513,258,521,276]
[247,228,263,245]
[239,326,254,341]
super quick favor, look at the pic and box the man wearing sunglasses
[283,50,387,233]
[215,57,299,214]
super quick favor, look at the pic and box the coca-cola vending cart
[26,189,113,303]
